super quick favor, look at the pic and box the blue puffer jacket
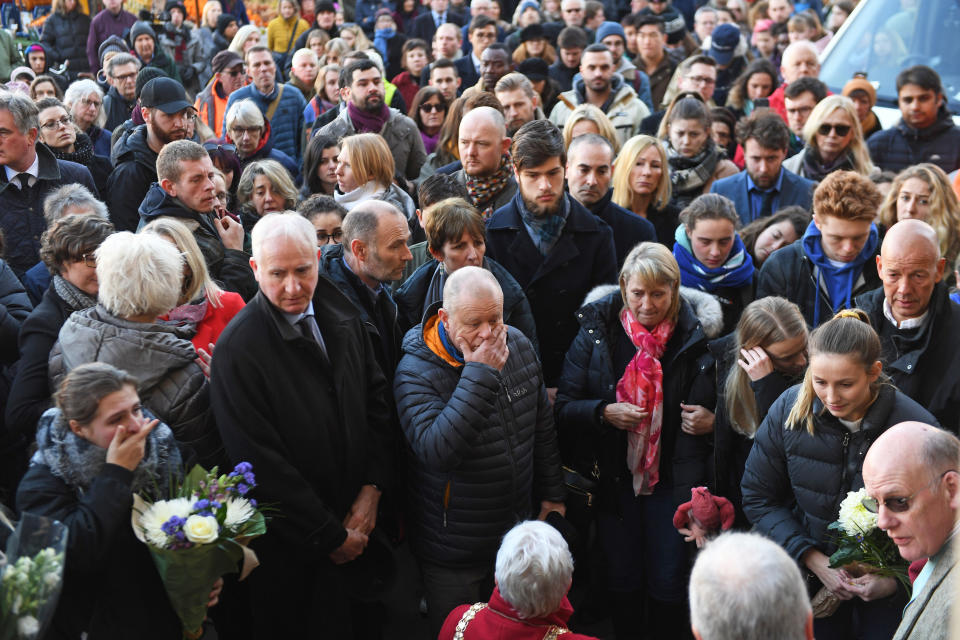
[394,305,565,568]
[222,83,307,163]
[741,384,937,564]
[867,109,960,174]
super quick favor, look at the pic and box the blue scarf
[672,225,755,292]
[516,190,569,256]
[802,220,878,326]
[437,318,465,364]
[373,28,395,64]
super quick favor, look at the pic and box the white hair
[225,98,265,131]
[782,40,820,66]
[95,231,184,318]
[292,48,319,66]
[443,265,503,314]
[251,212,317,261]
[689,532,811,640]
[63,79,106,128]
[561,0,584,10]
[495,521,573,619]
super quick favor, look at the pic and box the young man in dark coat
[855,219,960,435]
[393,266,565,637]
[565,133,655,268]
[485,119,617,391]
[0,93,97,278]
[756,171,881,328]
[867,65,960,175]
[210,213,394,638]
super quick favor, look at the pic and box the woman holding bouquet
[16,362,220,639]
[741,310,937,640]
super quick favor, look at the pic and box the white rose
[18,615,39,637]
[837,488,879,536]
[183,515,220,545]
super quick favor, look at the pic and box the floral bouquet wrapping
[0,511,68,640]
[827,488,910,590]
[132,462,266,639]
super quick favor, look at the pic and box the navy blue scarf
[672,225,755,292]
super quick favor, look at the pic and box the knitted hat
[136,67,167,99]
[595,21,625,45]
[753,18,773,34]
[517,56,549,81]
[164,0,187,15]
[129,21,158,47]
[843,77,877,107]
[517,0,539,13]
[98,35,128,67]
[24,43,45,57]
[9,66,35,82]
[216,13,239,34]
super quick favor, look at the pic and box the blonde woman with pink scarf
[555,241,723,640]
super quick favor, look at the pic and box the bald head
[877,219,945,323]
[863,422,960,563]
[781,41,820,84]
[443,265,503,314]
[459,107,510,178]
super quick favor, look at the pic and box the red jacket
[392,71,421,112]
[439,587,599,640]
[190,291,245,351]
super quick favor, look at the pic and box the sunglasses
[818,123,851,136]
[224,66,246,77]
[204,142,237,154]
[420,102,444,112]
[861,470,955,514]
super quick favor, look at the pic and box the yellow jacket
[266,15,309,54]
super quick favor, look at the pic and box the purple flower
[161,516,187,537]
[243,472,256,486]
[237,484,249,495]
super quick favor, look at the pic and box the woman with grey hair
[439,520,598,639]
[235,159,301,233]
[47,231,221,465]
[63,79,111,157]
[223,98,300,179]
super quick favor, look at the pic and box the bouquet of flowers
[827,488,910,591]
[0,511,69,640]
[132,462,266,639]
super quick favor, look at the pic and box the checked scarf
[466,153,513,219]
[666,138,722,207]
[617,307,674,496]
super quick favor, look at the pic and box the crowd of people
[0,0,958,637]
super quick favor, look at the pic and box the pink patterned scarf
[616,306,675,496]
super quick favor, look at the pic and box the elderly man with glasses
[863,422,960,640]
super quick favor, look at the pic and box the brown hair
[813,171,881,222]
[424,198,486,255]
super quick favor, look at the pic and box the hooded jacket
[393,302,565,567]
[158,20,205,91]
[129,21,181,82]
[548,75,651,147]
[228,119,300,180]
[48,304,221,465]
[223,81,307,162]
[40,8,92,74]
[317,104,427,181]
[867,107,960,174]
[105,124,159,232]
[138,184,258,301]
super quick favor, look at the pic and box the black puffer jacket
[394,257,539,352]
[106,124,158,232]
[866,108,960,174]
[394,305,565,567]
[555,289,717,508]
[40,9,91,74]
[741,384,937,564]
[756,240,881,328]
[856,284,960,434]
[138,184,257,301]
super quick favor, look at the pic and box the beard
[155,125,188,146]
[521,192,562,218]
[359,94,384,112]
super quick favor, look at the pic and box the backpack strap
[265,84,285,121]
[452,602,487,640]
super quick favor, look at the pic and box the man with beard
[106,77,194,232]
[549,43,648,146]
[485,119,616,395]
[453,107,516,218]
[566,133,655,266]
[318,58,426,180]
[222,45,307,163]
[494,72,543,136]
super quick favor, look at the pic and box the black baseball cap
[140,77,192,114]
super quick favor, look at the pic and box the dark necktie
[15,173,31,190]
[435,13,442,27]
[297,314,328,358]
[759,190,775,219]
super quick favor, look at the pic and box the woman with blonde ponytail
[708,296,807,526]
[741,309,937,640]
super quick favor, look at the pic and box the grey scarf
[53,274,96,312]
[31,407,183,499]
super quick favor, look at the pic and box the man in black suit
[408,0,464,42]
[454,14,496,89]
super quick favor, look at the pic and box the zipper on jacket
[442,480,451,528]
[497,379,520,511]
[839,432,851,493]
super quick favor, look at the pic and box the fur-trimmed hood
[581,284,724,339]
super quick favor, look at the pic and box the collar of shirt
[342,255,383,294]
[4,154,40,189]
[746,167,785,194]
[282,300,316,326]
[432,10,445,22]
[883,297,929,330]
[471,52,482,74]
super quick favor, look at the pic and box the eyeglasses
[113,71,137,82]
[685,75,716,86]
[317,229,343,244]
[79,97,102,109]
[420,102,444,112]
[80,253,96,268]
[40,116,73,131]
[817,123,852,137]
[861,470,956,514]
[203,142,237,154]
[229,126,261,137]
